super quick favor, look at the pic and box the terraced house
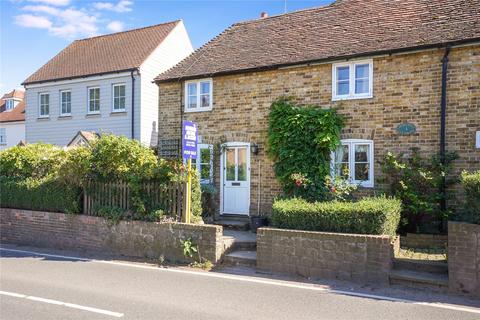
[155,0,480,218]
[23,21,193,147]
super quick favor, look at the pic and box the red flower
[295,180,302,187]
[331,187,336,193]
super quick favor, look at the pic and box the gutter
[22,68,138,86]
[439,46,451,213]
[154,38,480,84]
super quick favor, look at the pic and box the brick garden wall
[0,208,224,263]
[401,233,448,249]
[448,222,480,297]
[158,45,480,216]
[256,227,398,284]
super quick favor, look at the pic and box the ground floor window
[331,139,374,187]
[0,128,6,144]
[191,143,213,184]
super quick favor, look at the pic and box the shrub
[271,197,401,236]
[0,176,81,213]
[267,97,344,201]
[380,149,458,233]
[0,144,66,179]
[456,170,480,224]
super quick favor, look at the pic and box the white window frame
[88,87,100,114]
[332,59,373,101]
[0,128,6,144]
[60,90,71,116]
[331,139,374,188]
[112,83,126,112]
[194,143,214,184]
[38,93,50,118]
[5,100,14,111]
[184,79,213,112]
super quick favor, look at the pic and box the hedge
[271,197,401,236]
[458,170,480,224]
[0,176,81,214]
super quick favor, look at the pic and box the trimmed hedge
[458,171,480,224]
[271,197,401,236]
[0,177,81,214]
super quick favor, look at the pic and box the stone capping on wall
[256,227,397,285]
[0,208,224,264]
[448,221,480,297]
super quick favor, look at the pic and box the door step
[215,218,250,231]
[389,269,449,292]
[224,250,257,267]
[393,258,448,274]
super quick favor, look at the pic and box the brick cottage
[155,0,480,219]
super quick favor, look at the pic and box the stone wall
[448,222,480,297]
[256,227,397,284]
[0,208,224,263]
[158,45,480,216]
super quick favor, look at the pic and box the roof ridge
[74,19,181,42]
[231,0,340,27]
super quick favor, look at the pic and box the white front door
[221,143,250,215]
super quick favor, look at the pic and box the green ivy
[267,97,344,200]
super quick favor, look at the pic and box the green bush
[0,176,81,213]
[0,144,66,179]
[271,197,401,236]
[457,170,480,224]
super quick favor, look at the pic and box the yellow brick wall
[158,45,480,216]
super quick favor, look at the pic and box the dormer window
[5,100,14,111]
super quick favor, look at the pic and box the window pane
[200,164,211,180]
[355,64,369,79]
[200,82,210,94]
[114,86,119,96]
[355,163,369,181]
[336,163,349,178]
[200,147,211,162]
[237,148,247,181]
[337,82,349,95]
[355,79,369,94]
[188,96,197,109]
[119,97,125,109]
[335,145,349,163]
[120,85,125,96]
[200,94,210,108]
[188,83,197,96]
[226,148,235,181]
[355,144,369,162]
[337,66,349,81]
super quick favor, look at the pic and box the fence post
[182,181,189,223]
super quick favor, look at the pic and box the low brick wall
[257,228,397,284]
[401,233,448,249]
[0,208,224,263]
[448,222,480,297]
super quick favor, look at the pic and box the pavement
[1,244,480,320]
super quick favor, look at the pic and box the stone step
[393,258,448,274]
[222,229,257,253]
[223,250,257,267]
[215,219,250,231]
[389,269,449,292]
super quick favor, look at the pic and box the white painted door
[222,144,250,215]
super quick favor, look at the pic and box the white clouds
[26,0,71,6]
[14,14,52,29]
[93,1,133,13]
[106,21,124,33]
[14,1,134,39]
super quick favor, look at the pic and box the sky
[0,0,333,92]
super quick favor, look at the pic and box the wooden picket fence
[83,181,185,220]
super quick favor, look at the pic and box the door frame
[220,141,251,216]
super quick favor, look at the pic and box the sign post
[182,121,198,224]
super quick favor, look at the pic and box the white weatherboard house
[0,89,26,150]
[23,21,193,147]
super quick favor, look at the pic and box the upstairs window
[112,84,126,111]
[88,87,100,114]
[39,93,50,117]
[185,79,212,112]
[0,128,6,144]
[60,90,71,115]
[331,139,374,187]
[332,60,373,100]
[5,100,14,111]
[192,144,213,184]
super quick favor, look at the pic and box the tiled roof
[0,90,25,123]
[1,89,25,100]
[155,0,480,82]
[23,21,180,85]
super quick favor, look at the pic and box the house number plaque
[396,123,416,135]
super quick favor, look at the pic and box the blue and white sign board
[182,121,198,160]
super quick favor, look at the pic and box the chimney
[260,12,268,18]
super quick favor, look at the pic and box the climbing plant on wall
[267,97,344,201]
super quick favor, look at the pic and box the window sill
[184,107,213,113]
[332,94,373,102]
[85,113,101,118]
[0,143,6,146]
[58,115,72,119]
[110,111,127,116]
[37,117,50,121]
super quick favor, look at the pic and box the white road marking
[0,290,124,318]
[2,247,480,315]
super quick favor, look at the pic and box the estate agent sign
[182,121,198,160]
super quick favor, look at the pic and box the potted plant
[250,214,268,233]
